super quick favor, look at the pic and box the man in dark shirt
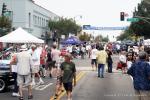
[60,53,76,100]
[127,51,150,100]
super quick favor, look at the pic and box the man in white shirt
[10,52,19,97]
[13,45,33,100]
[90,46,98,71]
[30,44,44,85]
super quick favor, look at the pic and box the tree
[48,17,81,38]
[94,35,109,42]
[102,36,109,42]
[117,28,133,41]
[79,32,90,41]
[0,16,12,36]
[130,1,150,39]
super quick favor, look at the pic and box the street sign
[82,25,128,30]
[127,18,139,22]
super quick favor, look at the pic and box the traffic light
[120,12,125,21]
[2,3,7,16]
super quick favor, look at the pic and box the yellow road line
[49,71,83,100]
[50,71,86,100]
[57,72,86,100]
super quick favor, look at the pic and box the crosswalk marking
[23,82,53,91]
[34,83,53,90]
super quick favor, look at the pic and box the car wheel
[0,79,6,92]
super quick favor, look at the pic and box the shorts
[52,61,59,68]
[63,82,73,92]
[17,74,32,86]
[46,61,53,70]
[31,65,40,73]
[91,59,97,65]
[120,62,126,68]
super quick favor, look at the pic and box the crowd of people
[0,41,150,100]
[2,43,76,100]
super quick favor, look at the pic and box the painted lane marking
[50,71,85,100]
[35,83,53,90]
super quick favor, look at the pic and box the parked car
[0,60,14,92]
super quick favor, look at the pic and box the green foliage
[95,35,109,42]
[102,37,109,42]
[48,18,81,37]
[130,1,150,39]
[117,28,133,41]
[79,32,90,41]
[0,16,12,36]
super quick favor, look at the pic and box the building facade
[0,0,59,38]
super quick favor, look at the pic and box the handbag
[116,62,122,70]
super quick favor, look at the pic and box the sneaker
[28,95,33,99]
[19,96,23,100]
[12,92,20,97]
[38,80,44,85]
[31,81,36,86]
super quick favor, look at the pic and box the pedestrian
[119,51,127,74]
[127,51,150,100]
[45,47,53,78]
[96,46,108,78]
[39,45,47,78]
[106,49,113,73]
[10,52,19,97]
[30,44,44,85]
[51,44,61,77]
[60,53,76,100]
[90,45,98,71]
[126,52,133,70]
[12,45,33,100]
[54,55,64,99]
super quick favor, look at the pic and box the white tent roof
[144,39,150,45]
[0,27,44,43]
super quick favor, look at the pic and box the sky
[34,0,142,41]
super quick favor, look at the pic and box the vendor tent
[144,39,150,45]
[0,27,44,43]
[61,36,81,45]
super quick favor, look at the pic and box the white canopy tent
[144,39,150,45]
[0,27,44,43]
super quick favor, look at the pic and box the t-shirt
[16,51,32,75]
[60,61,76,83]
[91,48,97,59]
[119,55,126,63]
[96,50,108,64]
[51,49,60,63]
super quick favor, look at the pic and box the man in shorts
[51,44,61,77]
[90,46,98,71]
[30,44,44,85]
[14,45,33,100]
[60,53,76,100]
